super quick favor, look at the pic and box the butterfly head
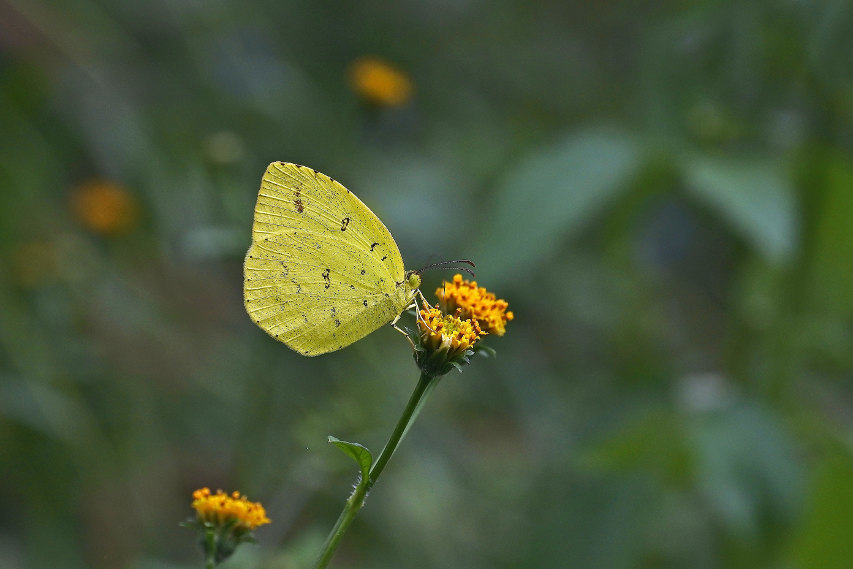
[402,271,422,300]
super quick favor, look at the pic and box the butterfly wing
[244,162,411,356]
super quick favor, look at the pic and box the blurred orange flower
[70,179,139,235]
[348,56,414,107]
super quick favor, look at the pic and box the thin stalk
[312,372,437,569]
[203,528,216,569]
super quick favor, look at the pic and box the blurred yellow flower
[191,487,270,531]
[70,179,139,235]
[348,56,413,107]
[436,274,514,336]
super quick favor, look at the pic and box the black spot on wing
[322,268,331,289]
[294,188,304,213]
[340,217,351,231]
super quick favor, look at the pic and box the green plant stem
[312,371,438,569]
[204,528,216,569]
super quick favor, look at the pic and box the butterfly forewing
[253,163,405,277]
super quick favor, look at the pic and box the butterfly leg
[416,289,429,307]
[390,307,417,350]
[390,291,440,349]
[414,290,440,334]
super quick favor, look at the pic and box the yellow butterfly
[243,162,422,356]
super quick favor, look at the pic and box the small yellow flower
[436,274,514,336]
[414,302,483,377]
[419,303,483,357]
[348,56,413,107]
[70,179,139,235]
[191,487,270,531]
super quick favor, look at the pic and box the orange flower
[348,56,413,107]
[436,275,514,336]
[70,179,139,234]
[191,487,270,531]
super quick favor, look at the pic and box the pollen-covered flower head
[419,303,483,357]
[436,274,514,336]
[191,487,270,531]
[414,302,483,377]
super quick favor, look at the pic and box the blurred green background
[2,1,853,568]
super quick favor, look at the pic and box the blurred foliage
[1,1,852,568]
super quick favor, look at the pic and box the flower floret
[436,274,514,336]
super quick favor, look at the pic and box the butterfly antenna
[416,259,476,277]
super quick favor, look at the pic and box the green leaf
[328,436,373,481]
[682,154,798,263]
[473,344,496,358]
[475,126,642,283]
